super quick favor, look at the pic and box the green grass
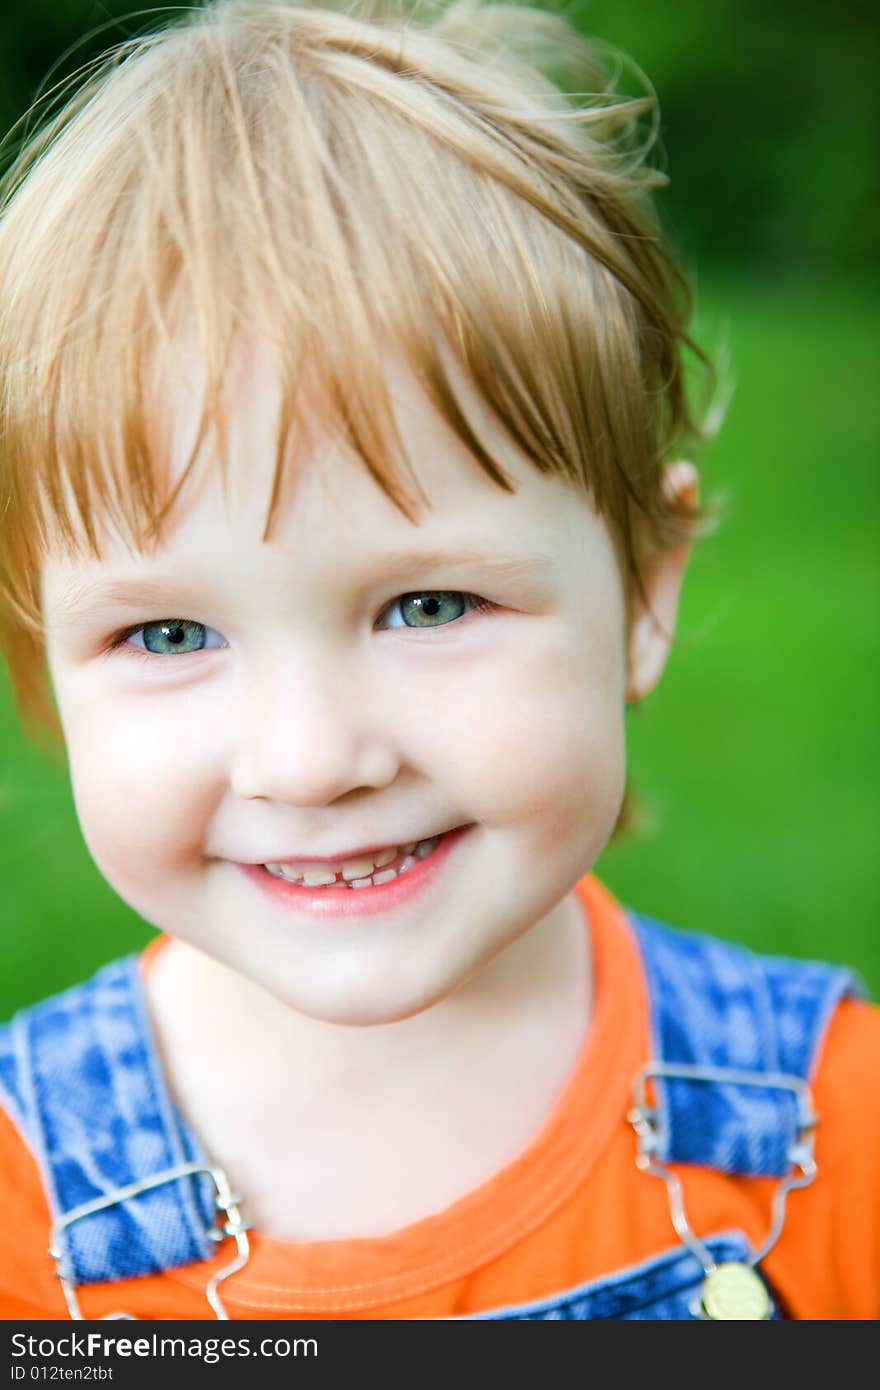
[597,274,880,992]
[1,275,877,1017]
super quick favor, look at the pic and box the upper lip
[247,825,465,867]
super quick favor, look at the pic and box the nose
[228,646,398,805]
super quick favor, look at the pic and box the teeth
[300,870,338,886]
[340,857,376,880]
[264,833,445,888]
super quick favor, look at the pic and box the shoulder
[813,994,880,1147]
[622,908,880,1314]
[0,1080,66,1316]
[0,958,149,1318]
[624,907,863,1071]
[814,994,880,1258]
[809,991,880,1188]
[0,997,58,1315]
[820,989,880,1056]
[0,951,147,1139]
[773,996,880,1318]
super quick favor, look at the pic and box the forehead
[40,335,616,608]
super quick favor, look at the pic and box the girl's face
[40,340,648,1026]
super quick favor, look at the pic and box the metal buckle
[628,1062,818,1305]
[48,1162,251,1320]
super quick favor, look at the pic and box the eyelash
[104,591,497,663]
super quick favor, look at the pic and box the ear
[625,460,699,704]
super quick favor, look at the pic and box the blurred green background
[0,0,877,1014]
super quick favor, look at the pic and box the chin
[268,974,462,1029]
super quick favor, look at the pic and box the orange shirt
[1,874,878,1320]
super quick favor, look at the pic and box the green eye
[383,592,494,629]
[140,620,203,654]
[118,619,226,657]
[396,593,465,627]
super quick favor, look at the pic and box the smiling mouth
[262,832,445,888]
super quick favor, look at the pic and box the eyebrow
[382,547,555,588]
[49,578,206,623]
[48,548,557,622]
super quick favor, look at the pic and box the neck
[143,891,592,1241]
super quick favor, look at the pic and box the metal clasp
[628,1061,818,1279]
[48,1162,251,1320]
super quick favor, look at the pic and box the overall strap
[627,912,867,1177]
[0,955,218,1286]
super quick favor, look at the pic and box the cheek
[62,697,213,887]
[437,620,626,846]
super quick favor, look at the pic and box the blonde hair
[0,0,723,838]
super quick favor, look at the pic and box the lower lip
[238,825,474,918]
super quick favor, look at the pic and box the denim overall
[0,911,864,1320]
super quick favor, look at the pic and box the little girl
[0,0,877,1320]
